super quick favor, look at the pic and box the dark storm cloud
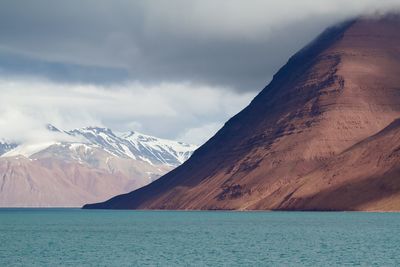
[1,0,398,92]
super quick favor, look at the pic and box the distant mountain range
[84,15,400,211]
[0,125,197,207]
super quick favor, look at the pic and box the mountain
[274,118,400,211]
[68,127,195,166]
[0,126,197,207]
[0,140,17,155]
[84,15,400,211]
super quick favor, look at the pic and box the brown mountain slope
[254,118,400,211]
[0,157,134,207]
[0,145,172,207]
[84,15,400,211]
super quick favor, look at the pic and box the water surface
[0,209,399,266]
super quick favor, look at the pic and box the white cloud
[178,122,223,145]
[0,77,254,145]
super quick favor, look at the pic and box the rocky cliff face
[84,15,400,211]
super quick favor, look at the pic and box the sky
[0,0,399,145]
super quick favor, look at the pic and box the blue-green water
[0,209,399,266]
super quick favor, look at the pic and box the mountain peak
[83,15,400,211]
[46,124,61,132]
[76,126,115,135]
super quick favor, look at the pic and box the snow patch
[2,141,57,158]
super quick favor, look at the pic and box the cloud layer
[1,0,399,90]
[0,1,399,144]
[0,78,253,144]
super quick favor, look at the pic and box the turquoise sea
[0,209,399,266]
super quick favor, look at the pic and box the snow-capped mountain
[2,125,197,167]
[0,125,197,207]
[68,127,197,166]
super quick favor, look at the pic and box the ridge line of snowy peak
[1,125,198,167]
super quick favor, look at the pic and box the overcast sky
[0,0,399,144]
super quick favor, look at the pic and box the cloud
[178,123,223,145]
[0,77,254,144]
[0,0,399,91]
[1,1,399,145]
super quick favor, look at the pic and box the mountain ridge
[2,125,197,166]
[83,15,400,211]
